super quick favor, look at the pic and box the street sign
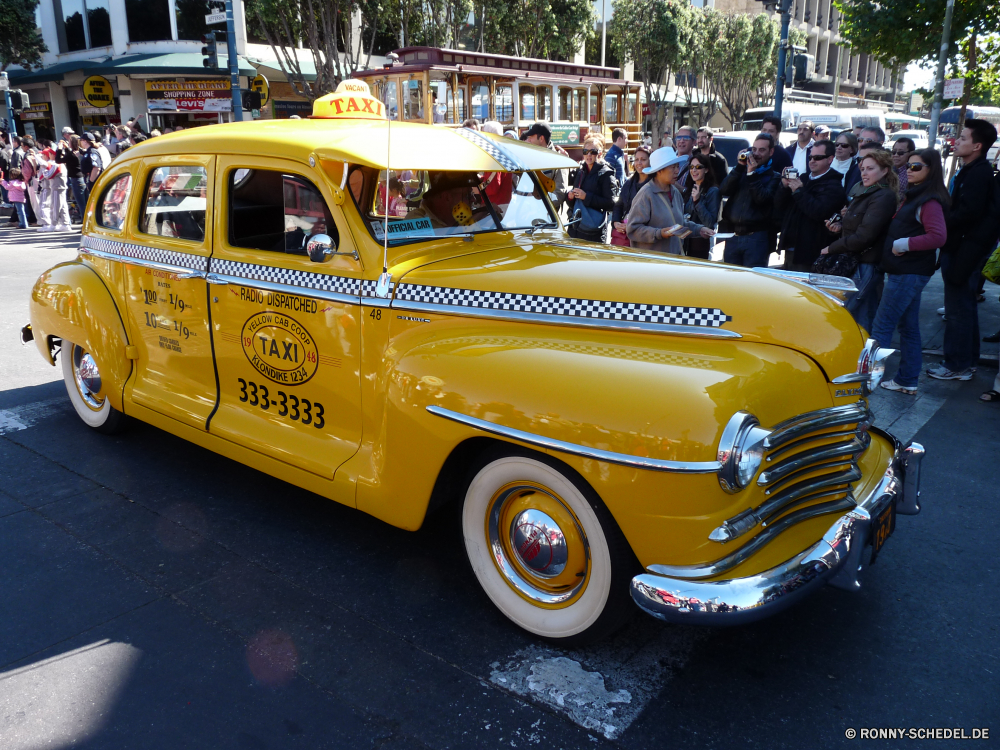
[251,74,270,107]
[943,78,964,99]
[205,11,226,24]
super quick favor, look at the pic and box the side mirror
[306,233,358,262]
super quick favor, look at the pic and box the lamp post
[926,0,955,142]
[773,0,793,119]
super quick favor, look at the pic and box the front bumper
[630,428,924,625]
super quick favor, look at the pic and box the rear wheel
[61,340,126,434]
[462,452,635,645]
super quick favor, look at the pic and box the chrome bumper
[630,429,924,625]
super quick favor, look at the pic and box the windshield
[365,169,557,243]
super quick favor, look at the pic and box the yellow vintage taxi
[22,81,923,644]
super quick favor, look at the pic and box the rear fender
[29,261,132,411]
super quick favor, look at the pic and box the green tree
[676,7,719,126]
[0,0,47,71]
[610,0,689,145]
[482,0,595,60]
[702,13,780,128]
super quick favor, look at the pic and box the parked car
[22,80,924,644]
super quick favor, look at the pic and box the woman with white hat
[625,147,715,254]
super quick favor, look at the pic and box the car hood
[392,238,865,379]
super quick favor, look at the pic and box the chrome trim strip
[203,272,360,305]
[757,435,868,486]
[80,245,207,277]
[395,300,743,339]
[758,465,861,521]
[751,267,857,307]
[426,405,722,473]
[763,402,869,450]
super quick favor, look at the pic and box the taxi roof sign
[312,79,385,120]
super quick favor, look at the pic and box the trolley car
[354,46,643,158]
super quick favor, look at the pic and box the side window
[97,174,132,231]
[139,165,208,242]
[228,168,339,254]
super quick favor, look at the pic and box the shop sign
[146,79,232,112]
[83,75,114,108]
[251,74,270,107]
[273,100,312,119]
[77,99,114,116]
[21,103,50,121]
[548,123,580,146]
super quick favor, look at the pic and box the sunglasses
[835,142,851,148]
[892,149,909,156]
[689,164,707,171]
[808,154,831,161]
[906,163,926,172]
[858,137,879,145]
[583,149,600,155]
[674,135,693,141]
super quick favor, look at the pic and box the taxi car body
[23,81,923,644]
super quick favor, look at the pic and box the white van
[741,106,887,135]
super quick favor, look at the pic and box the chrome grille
[710,402,871,543]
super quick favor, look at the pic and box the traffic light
[241,89,262,111]
[202,32,218,69]
[11,90,30,111]
[792,53,816,84]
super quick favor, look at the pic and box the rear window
[139,166,207,242]
[712,137,750,169]
[97,174,132,231]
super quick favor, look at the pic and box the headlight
[718,412,771,492]
[833,339,896,394]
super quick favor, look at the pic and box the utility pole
[225,0,243,122]
[1,72,16,137]
[831,44,843,106]
[927,0,955,144]
[600,0,608,67]
[773,0,793,119]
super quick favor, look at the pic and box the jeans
[68,177,87,221]
[871,273,930,388]
[13,201,27,228]
[845,262,883,333]
[941,252,980,371]
[723,231,771,267]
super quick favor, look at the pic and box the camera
[738,149,750,163]
[829,212,842,224]
[782,167,799,180]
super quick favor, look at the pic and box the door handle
[175,270,206,279]
[206,274,229,285]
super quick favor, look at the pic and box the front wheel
[61,340,126,434]
[462,452,635,645]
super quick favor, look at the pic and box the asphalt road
[2,228,998,749]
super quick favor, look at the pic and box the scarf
[832,156,853,175]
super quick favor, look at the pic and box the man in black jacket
[928,118,999,380]
[695,127,728,185]
[719,133,781,267]
[775,140,845,271]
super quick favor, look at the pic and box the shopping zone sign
[146,79,232,112]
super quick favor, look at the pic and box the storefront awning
[8,60,101,85]
[88,52,256,78]
[247,56,318,82]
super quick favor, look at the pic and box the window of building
[97,174,132,230]
[140,166,208,241]
[228,169,337,253]
[126,0,171,42]
[57,0,112,52]
[176,0,219,41]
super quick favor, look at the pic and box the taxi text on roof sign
[311,79,385,120]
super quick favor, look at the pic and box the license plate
[869,496,896,564]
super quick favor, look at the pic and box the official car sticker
[241,312,318,386]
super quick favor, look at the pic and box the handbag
[983,244,1000,284]
[811,250,860,277]
[610,218,631,247]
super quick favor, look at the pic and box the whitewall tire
[61,340,126,434]
[462,452,634,644]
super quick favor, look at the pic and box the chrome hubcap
[509,509,568,578]
[73,346,104,410]
[486,483,589,607]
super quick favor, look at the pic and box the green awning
[247,56,317,82]
[8,59,101,85]
[88,52,256,78]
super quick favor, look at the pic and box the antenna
[375,52,398,299]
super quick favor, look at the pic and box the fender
[353,314,839,561]
[29,261,132,412]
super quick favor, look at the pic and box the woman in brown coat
[819,149,899,331]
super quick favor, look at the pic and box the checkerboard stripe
[81,235,208,272]
[394,283,731,328]
[455,128,522,172]
[209,258,361,297]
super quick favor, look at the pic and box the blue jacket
[605,144,626,187]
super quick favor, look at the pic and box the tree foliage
[481,0,595,60]
[0,0,47,72]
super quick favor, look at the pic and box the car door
[119,155,218,429]
[207,156,363,479]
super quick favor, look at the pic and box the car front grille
[712,402,871,544]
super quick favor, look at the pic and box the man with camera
[775,139,845,272]
[718,133,781,267]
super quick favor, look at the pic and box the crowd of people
[463,115,1000,403]
[0,118,166,231]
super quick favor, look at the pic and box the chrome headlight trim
[832,338,896,394]
[717,411,771,493]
